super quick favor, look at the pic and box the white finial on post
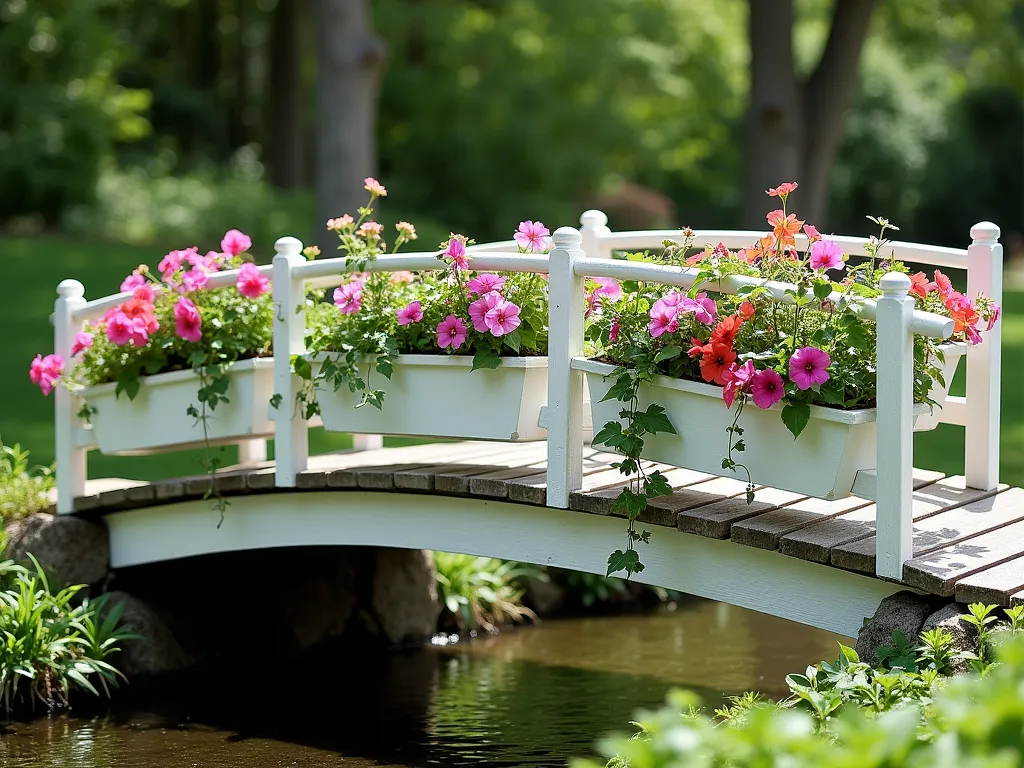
[875,271,915,579]
[54,279,87,514]
[272,236,308,487]
[966,221,1002,490]
[579,209,610,259]
[546,227,586,508]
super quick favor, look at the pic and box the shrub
[433,552,539,633]
[0,439,54,523]
[0,556,133,713]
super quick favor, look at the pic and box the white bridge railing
[52,213,1004,582]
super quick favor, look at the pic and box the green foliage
[0,0,150,226]
[0,555,133,713]
[561,571,629,609]
[0,439,54,523]
[432,552,540,633]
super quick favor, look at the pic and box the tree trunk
[313,0,388,247]
[742,0,801,228]
[269,0,307,189]
[743,0,877,229]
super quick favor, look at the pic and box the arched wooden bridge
[51,214,1019,639]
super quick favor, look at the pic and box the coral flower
[933,270,954,298]
[750,368,785,409]
[444,236,470,270]
[513,220,552,253]
[809,238,844,271]
[364,177,387,197]
[766,182,798,199]
[174,297,202,342]
[766,210,804,246]
[133,284,156,303]
[121,273,146,292]
[469,291,502,332]
[739,301,756,319]
[721,360,755,408]
[237,262,269,299]
[909,272,935,299]
[333,281,363,315]
[396,301,424,326]
[699,342,736,385]
[648,304,679,338]
[802,224,821,243]
[29,353,64,396]
[485,300,522,337]
[436,315,468,350]
[70,331,93,357]
[221,229,252,256]
[945,292,980,335]
[789,346,831,390]
[687,337,707,359]
[710,315,743,347]
[327,215,354,232]
[466,273,507,296]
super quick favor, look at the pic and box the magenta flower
[608,319,620,344]
[594,277,622,301]
[789,346,831,390]
[121,273,146,293]
[987,304,1002,331]
[396,301,424,326]
[485,300,522,337]
[237,262,269,299]
[436,315,468,350]
[680,292,718,325]
[650,291,683,320]
[648,304,679,338]
[466,273,507,296]
[132,284,156,303]
[221,229,252,257]
[721,360,755,409]
[105,311,135,346]
[750,368,785,409]
[468,291,502,332]
[444,237,470,270]
[333,281,363,315]
[174,297,203,342]
[514,220,552,253]
[29,353,63,396]
[809,238,844,271]
[182,269,209,292]
[159,247,197,280]
[70,331,93,357]
[966,325,983,345]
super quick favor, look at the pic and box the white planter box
[312,354,548,441]
[580,359,942,501]
[82,358,275,454]
[915,342,968,431]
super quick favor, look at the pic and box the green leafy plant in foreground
[0,556,134,713]
[0,439,54,523]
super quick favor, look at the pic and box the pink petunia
[803,224,821,243]
[468,291,502,332]
[467,273,507,296]
[182,269,209,292]
[987,304,1002,331]
[648,304,679,338]
[933,270,954,299]
[70,331,93,357]
[105,311,135,346]
[237,262,269,299]
[159,247,198,280]
[29,353,63,396]
[650,291,683,319]
[444,237,470,270]
[174,297,202,342]
[436,315,468,350]
[809,238,844,271]
[608,319,620,344]
[221,229,252,256]
[680,292,718,325]
[396,301,424,326]
[132,284,156,303]
[513,220,552,253]
[593,277,622,301]
[333,281,363,315]
[364,177,387,197]
[722,360,755,409]
[484,300,522,337]
[789,346,831,390]
[750,368,785,409]
[121,273,147,293]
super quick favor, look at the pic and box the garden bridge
[51,214,1019,639]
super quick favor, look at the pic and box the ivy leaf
[606,548,643,577]
[734,440,745,452]
[292,356,313,380]
[600,372,635,403]
[269,393,283,410]
[472,346,501,371]
[813,281,833,300]
[375,357,394,379]
[654,346,682,363]
[592,421,624,448]
[643,470,673,498]
[115,376,140,401]
[632,403,676,435]
[781,399,812,438]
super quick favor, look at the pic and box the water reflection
[0,598,844,767]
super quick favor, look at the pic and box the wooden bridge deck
[73,442,1022,605]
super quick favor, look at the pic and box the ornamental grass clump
[299,178,551,415]
[587,182,1001,577]
[0,439,54,523]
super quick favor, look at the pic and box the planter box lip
[306,352,549,369]
[578,358,929,425]
[81,356,274,396]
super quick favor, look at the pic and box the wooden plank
[434,445,550,494]
[678,487,805,540]
[831,486,1022,575]
[954,556,1024,605]
[469,463,549,498]
[736,470,944,551]
[778,477,996,564]
[904,511,1024,596]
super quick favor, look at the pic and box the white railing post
[965,222,1002,490]
[546,227,586,508]
[273,237,308,486]
[579,210,611,259]
[875,272,915,578]
[352,434,384,451]
[54,279,87,514]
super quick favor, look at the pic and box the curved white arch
[104,491,906,637]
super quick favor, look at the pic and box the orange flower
[766,210,804,246]
[739,301,755,319]
[908,272,934,300]
[710,315,743,347]
[766,182,799,199]
[700,342,737,385]
[687,338,708,359]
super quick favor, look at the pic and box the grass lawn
[2,235,1022,486]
